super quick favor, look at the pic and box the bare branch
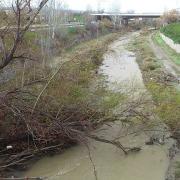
[0,0,49,70]
[88,134,128,155]
[86,144,98,180]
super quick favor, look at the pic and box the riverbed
[24,32,172,180]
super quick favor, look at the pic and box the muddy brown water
[24,32,171,180]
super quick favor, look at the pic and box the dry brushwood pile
[0,90,102,150]
[0,0,133,176]
[0,0,144,174]
[0,90,108,173]
[0,33,121,172]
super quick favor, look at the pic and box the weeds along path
[149,34,180,80]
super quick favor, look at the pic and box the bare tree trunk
[0,0,49,70]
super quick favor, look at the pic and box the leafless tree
[0,0,49,70]
[162,9,180,24]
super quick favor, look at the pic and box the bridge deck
[91,13,162,19]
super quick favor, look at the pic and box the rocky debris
[157,71,179,84]
[163,73,179,83]
[145,133,167,145]
[166,152,180,180]
[165,139,179,180]
[126,147,142,153]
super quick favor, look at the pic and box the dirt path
[149,35,180,81]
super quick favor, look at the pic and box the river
[24,32,172,180]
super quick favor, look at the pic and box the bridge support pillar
[124,18,129,25]
[121,18,129,26]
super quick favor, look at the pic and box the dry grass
[0,33,120,155]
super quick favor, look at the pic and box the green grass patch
[175,162,180,179]
[153,32,180,65]
[73,14,85,23]
[33,32,124,117]
[147,82,180,127]
[160,23,180,44]
[68,27,78,34]
[102,93,125,110]
[2,33,121,113]
[24,31,38,41]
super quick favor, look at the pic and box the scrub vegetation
[0,0,127,175]
[1,0,180,178]
[129,31,180,140]
[0,31,124,172]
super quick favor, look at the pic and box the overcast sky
[2,0,180,12]
[61,0,180,12]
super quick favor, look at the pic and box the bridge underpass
[91,13,163,25]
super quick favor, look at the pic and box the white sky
[60,0,180,12]
[2,0,180,12]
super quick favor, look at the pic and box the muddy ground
[20,31,178,180]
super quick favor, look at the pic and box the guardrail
[0,23,85,31]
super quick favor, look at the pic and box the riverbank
[19,31,174,180]
[160,33,180,54]
[152,32,180,66]
[129,30,180,128]
[129,30,180,180]
[160,23,180,44]
[0,32,121,177]
[2,30,178,180]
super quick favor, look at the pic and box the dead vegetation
[0,1,129,175]
[0,30,156,177]
[0,32,124,174]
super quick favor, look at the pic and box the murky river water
[24,32,171,180]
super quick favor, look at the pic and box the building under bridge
[91,13,163,25]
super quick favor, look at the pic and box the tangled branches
[0,87,113,172]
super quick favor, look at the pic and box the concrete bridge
[91,13,163,25]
